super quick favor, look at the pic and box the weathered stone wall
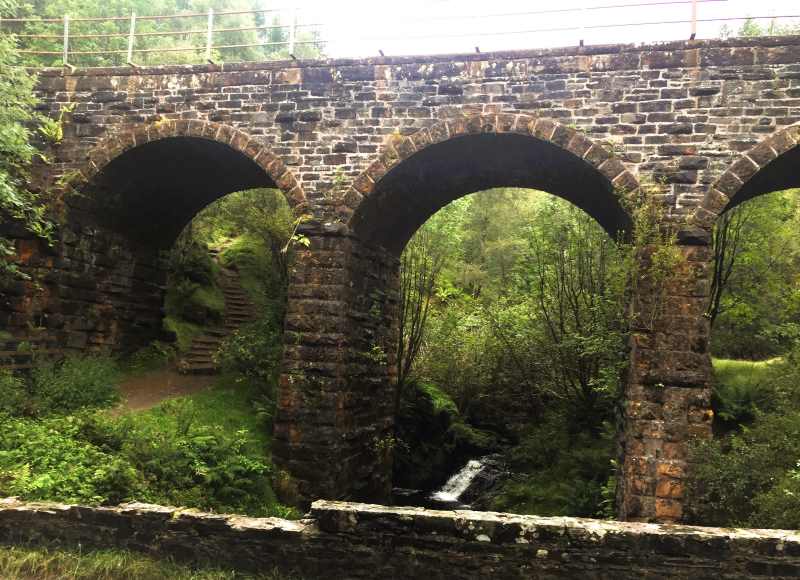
[3,34,799,519]
[2,497,800,579]
[0,205,165,359]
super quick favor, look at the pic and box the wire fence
[1,0,799,68]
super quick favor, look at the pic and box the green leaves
[0,19,55,279]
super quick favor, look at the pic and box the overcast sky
[276,0,800,59]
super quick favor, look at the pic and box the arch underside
[86,136,276,249]
[724,144,800,213]
[351,132,632,255]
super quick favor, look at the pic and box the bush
[166,239,216,286]
[29,355,120,414]
[0,413,141,504]
[687,410,800,529]
[0,395,293,518]
[489,412,616,518]
[216,315,283,428]
[124,341,176,374]
[114,398,277,515]
[0,370,26,415]
[711,357,781,432]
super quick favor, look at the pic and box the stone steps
[0,335,65,372]
[179,262,256,375]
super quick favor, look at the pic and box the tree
[0,4,53,279]
[707,203,753,327]
[189,188,296,283]
[709,191,800,359]
[9,0,324,67]
[396,228,444,402]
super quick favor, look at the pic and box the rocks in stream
[458,455,508,509]
[392,455,508,511]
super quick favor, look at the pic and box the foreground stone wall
[1,497,800,579]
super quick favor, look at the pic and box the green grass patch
[134,377,270,452]
[712,357,782,429]
[192,285,225,317]
[712,357,781,390]
[417,382,459,416]
[163,316,204,353]
[219,236,280,311]
[0,544,298,580]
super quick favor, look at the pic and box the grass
[0,544,298,580]
[133,376,270,451]
[418,382,459,416]
[712,357,782,391]
[219,236,278,311]
[712,357,783,429]
[163,316,204,352]
[192,285,225,317]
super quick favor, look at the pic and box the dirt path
[115,368,216,413]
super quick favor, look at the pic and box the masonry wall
[4,34,799,519]
[2,497,800,579]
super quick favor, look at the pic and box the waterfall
[429,458,488,504]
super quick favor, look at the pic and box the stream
[394,455,506,510]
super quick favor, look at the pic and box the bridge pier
[618,242,714,522]
[273,229,396,505]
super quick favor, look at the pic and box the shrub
[489,412,616,518]
[0,413,141,505]
[124,341,176,374]
[711,357,781,432]
[687,409,800,528]
[166,239,216,286]
[216,315,283,422]
[29,355,120,414]
[114,398,277,515]
[0,370,26,415]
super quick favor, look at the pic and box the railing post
[127,11,136,65]
[205,8,214,63]
[62,14,69,66]
[288,7,297,55]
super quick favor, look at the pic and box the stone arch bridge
[5,34,800,524]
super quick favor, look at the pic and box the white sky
[273,0,800,58]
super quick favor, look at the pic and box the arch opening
[350,131,633,255]
[336,121,638,511]
[695,135,800,529]
[86,136,278,250]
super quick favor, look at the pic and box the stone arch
[343,113,640,253]
[45,119,309,355]
[64,119,306,250]
[689,123,800,231]
[73,119,306,213]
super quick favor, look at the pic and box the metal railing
[1,0,799,68]
[2,6,323,67]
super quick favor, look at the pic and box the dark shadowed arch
[690,123,800,229]
[72,120,305,248]
[345,113,639,254]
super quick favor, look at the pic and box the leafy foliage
[0,13,53,280]
[0,364,296,517]
[710,191,800,359]
[9,0,324,67]
[398,189,634,516]
[489,412,617,518]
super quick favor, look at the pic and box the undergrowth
[0,544,299,580]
